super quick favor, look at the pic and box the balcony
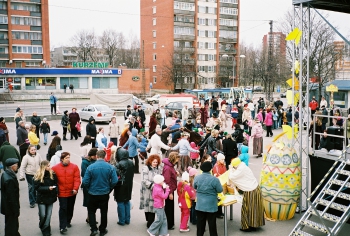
[175,83,195,90]
[31,0,42,3]
[0,10,7,15]
[219,25,238,31]
[174,21,195,27]
[0,53,9,59]
[31,40,42,45]
[0,39,8,45]
[30,12,41,17]
[0,24,8,30]
[219,48,236,54]
[174,9,195,16]
[174,34,195,41]
[219,37,237,43]
[174,58,195,65]
[31,54,43,59]
[30,26,42,31]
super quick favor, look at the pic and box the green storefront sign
[72,62,109,68]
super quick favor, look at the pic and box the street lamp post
[222,54,245,87]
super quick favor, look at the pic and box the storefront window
[25,77,56,90]
[92,77,118,89]
[60,77,88,89]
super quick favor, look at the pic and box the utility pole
[142,40,146,96]
[267,20,273,101]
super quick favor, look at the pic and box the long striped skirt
[252,137,263,155]
[177,155,193,176]
[241,186,265,229]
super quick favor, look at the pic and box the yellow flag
[286,28,302,46]
[286,90,299,105]
[294,60,300,74]
[286,77,299,90]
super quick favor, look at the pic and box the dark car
[165,101,192,119]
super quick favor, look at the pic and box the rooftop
[293,0,350,14]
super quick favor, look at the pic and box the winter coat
[162,158,177,193]
[199,108,208,125]
[138,109,146,123]
[61,114,69,128]
[50,150,62,167]
[119,128,129,147]
[86,117,97,138]
[172,138,199,156]
[239,145,250,166]
[222,138,238,158]
[109,121,120,138]
[139,164,163,212]
[31,115,41,127]
[200,136,222,154]
[147,133,170,155]
[160,128,180,153]
[81,158,96,178]
[257,112,264,122]
[114,148,134,202]
[231,107,239,118]
[1,169,20,216]
[19,153,42,178]
[242,110,251,122]
[138,137,148,153]
[264,112,273,126]
[40,122,50,134]
[123,128,146,157]
[177,182,196,208]
[0,122,9,141]
[68,112,80,129]
[219,110,229,128]
[15,116,22,129]
[34,171,58,205]
[190,142,200,159]
[96,132,107,150]
[52,162,81,198]
[213,162,227,177]
[148,116,158,137]
[232,128,244,143]
[28,131,39,145]
[0,141,22,167]
[251,123,264,138]
[152,183,170,208]
[322,109,328,124]
[16,126,29,150]
[182,108,189,120]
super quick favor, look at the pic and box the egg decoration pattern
[260,140,301,220]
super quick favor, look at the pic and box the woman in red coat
[199,105,208,127]
[148,112,158,138]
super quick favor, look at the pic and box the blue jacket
[123,128,146,157]
[194,172,223,212]
[83,159,118,195]
[239,145,250,166]
[171,123,181,131]
[49,95,57,104]
[139,137,148,152]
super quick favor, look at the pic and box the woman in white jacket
[96,127,108,150]
[19,144,43,208]
[146,127,172,157]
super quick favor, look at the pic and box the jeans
[190,201,197,224]
[196,210,218,236]
[25,174,36,205]
[273,120,278,129]
[210,109,213,117]
[180,208,190,229]
[182,119,187,127]
[117,201,131,225]
[148,208,168,235]
[38,203,53,236]
[58,195,77,230]
[237,143,243,154]
[251,110,255,120]
[88,194,109,233]
[43,133,48,144]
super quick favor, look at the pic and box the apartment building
[140,0,240,92]
[262,32,286,57]
[334,41,350,80]
[0,0,50,68]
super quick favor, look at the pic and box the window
[208,19,215,26]
[198,42,205,49]
[153,65,157,72]
[152,6,156,14]
[153,42,156,49]
[220,7,238,15]
[153,53,157,60]
[12,45,43,54]
[174,27,195,35]
[208,7,216,14]
[92,77,117,89]
[184,42,191,48]
[26,61,40,67]
[12,31,42,40]
[0,3,6,10]
[0,46,7,53]
[208,66,215,72]
[153,18,156,26]
[174,1,195,11]
[174,15,194,23]
[0,32,7,39]
[219,30,237,39]
[15,62,22,68]
[0,61,6,67]
[208,31,215,38]
[153,76,157,83]
[11,16,41,26]
[198,18,206,25]
[174,41,180,47]
[220,0,238,3]
[198,66,205,72]
[198,6,206,13]
[152,30,156,38]
[11,3,40,12]
[208,54,215,61]
[208,42,215,49]
[26,77,57,90]
[198,54,205,61]
[198,30,205,37]
[0,15,8,24]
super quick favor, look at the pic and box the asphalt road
[1,115,348,236]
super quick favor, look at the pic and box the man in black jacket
[160,125,181,158]
[86,117,97,148]
[138,106,146,124]
[124,105,132,120]
[1,158,20,236]
[321,105,328,132]
[114,148,134,226]
[16,121,29,158]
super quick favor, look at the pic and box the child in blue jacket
[239,145,250,166]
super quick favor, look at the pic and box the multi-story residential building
[262,32,286,57]
[140,0,240,92]
[0,0,50,68]
[334,41,350,80]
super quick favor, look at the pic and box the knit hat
[231,158,241,167]
[176,119,181,123]
[211,151,217,157]
[200,161,212,172]
[5,158,19,167]
[51,130,58,136]
[162,125,167,130]
[223,131,228,136]
[182,171,189,182]
[153,174,164,184]
[217,153,225,161]
[187,167,197,177]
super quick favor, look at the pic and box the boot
[63,134,67,141]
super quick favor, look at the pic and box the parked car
[146,94,160,104]
[253,86,263,92]
[80,104,115,123]
[165,101,192,119]
[280,92,287,98]
[133,96,147,110]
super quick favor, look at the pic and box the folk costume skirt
[241,186,265,229]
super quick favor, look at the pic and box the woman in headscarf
[229,158,265,232]
[148,112,158,139]
[251,117,264,158]
[199,105,209,127]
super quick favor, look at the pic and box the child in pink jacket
[177,171,196,232]
[147,175,170,236]
[190,142,200,168]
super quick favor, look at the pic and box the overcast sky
[49,0,350,48]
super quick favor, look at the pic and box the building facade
[0,0,50,68]
[262,32,286,57]
[334,41,350,80]
[140,0,240,92]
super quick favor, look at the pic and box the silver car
[80,104,115,123]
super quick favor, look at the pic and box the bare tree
[162,42,196,93]
[123,32,140,69]
[70,30,99,62]
[279,11,337,101]
[100,29,119,67]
